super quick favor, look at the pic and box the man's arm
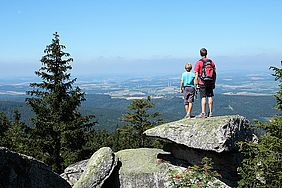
[194,72,199,86]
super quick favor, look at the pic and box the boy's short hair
[200,48,207,57]
[185,63,192,72]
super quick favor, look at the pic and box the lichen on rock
[73,147,117,188]
[144,115,253,152]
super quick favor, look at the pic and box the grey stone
[73,147,117,188]
[105,148,230,188]
[114,148,171,188]
[0,147,71,188]
[60,159,88,186]
[144,115,253,153]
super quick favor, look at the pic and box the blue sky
[0,0,281,77]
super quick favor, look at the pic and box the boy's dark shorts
[183,86,195,105]
[199,84,214,98]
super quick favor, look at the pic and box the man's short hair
[185,63,192,72]
[200,48,207,57]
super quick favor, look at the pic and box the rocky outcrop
[0,147,71,188]
[61,115,255,187]
[144,115,256,187]
[73,147,118,188]
[66,148,229,188]
[144,115,253,152]
[61,159,88,186]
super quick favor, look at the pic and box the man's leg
[208,97,213,114]
[201,97,206,114]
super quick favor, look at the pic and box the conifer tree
[4,110,30,154]
[122,97,164,148]
[26,32,95,173]
[0,112,10,146]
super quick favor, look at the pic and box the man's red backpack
[200,59,216,84]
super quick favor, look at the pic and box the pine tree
[122,97,164,148]
[26,32,95,173]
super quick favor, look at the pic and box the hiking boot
[185,113,191,119]
[196,113,206,118]
[208,112,213,117]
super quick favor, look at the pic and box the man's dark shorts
[199,84,214,98]
[183,86,195,105]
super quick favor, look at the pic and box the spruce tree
[122,97,164,148]
[4,110,30,155]
[26,32,95,173]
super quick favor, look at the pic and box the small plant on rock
[169,157,221,188]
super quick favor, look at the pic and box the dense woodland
[0,33,281,187]
[0,93,279,132]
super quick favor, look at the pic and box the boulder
[73,147,118,188]
[110,148,172,188]
[144,115,253,153]
[0,147,71,188]
[60,159,88,186]
[103,148,230,188]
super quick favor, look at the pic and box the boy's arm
[180,80,184,93]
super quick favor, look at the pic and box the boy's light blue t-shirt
[181,72,195,87]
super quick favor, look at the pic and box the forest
[0,93,279,132]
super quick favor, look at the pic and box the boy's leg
[185,104,189,113]
[188,102,193,113]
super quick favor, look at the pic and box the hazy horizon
[0,1,281,79]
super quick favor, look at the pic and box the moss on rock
[144,115,252,152]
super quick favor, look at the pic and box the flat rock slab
[144,115,253,152]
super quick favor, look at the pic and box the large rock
[103,148,230,188]
[73,147,118,188]
[111,148,172,188]
[60,159,88,186]
[144,115,254,153]
[0,147,71,188]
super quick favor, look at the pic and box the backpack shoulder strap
[200,58,210,67]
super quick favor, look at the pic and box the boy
[180,63,196,118]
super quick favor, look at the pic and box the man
[194,48,216,118]
[180,63,196,118]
